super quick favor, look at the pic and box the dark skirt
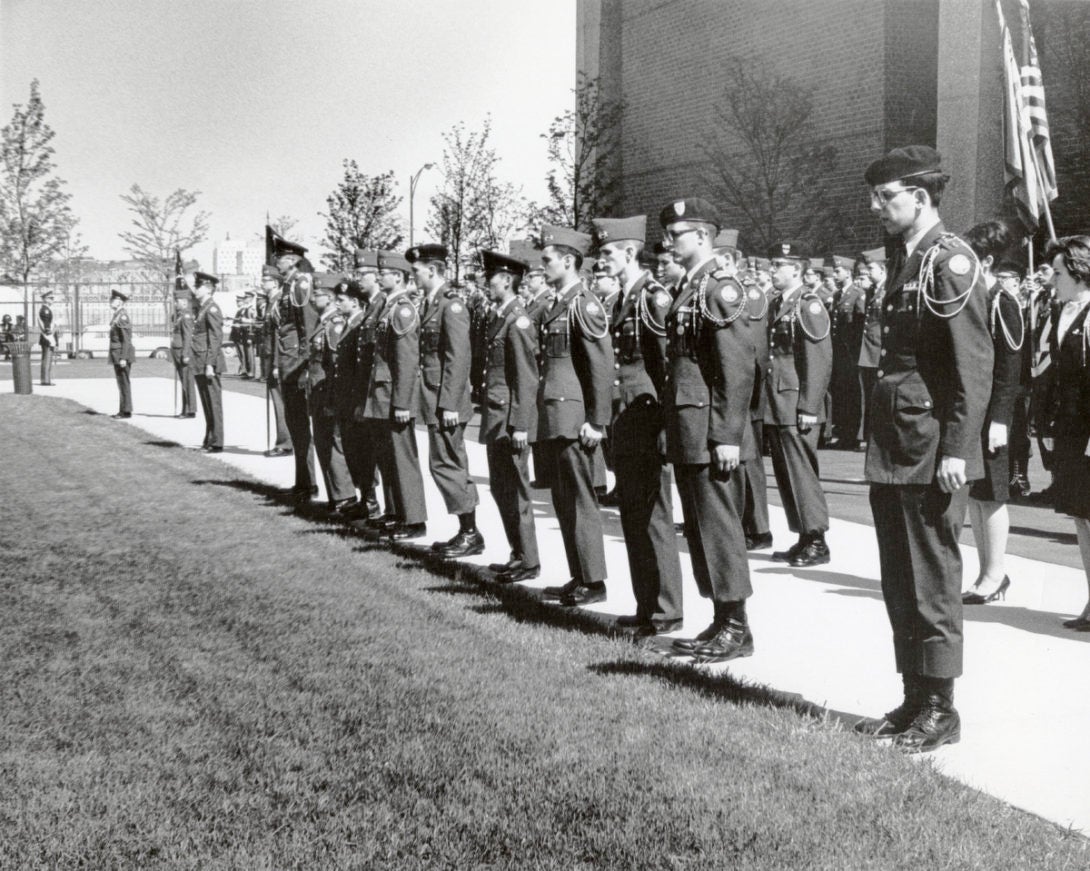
[1052,435,1090,520]
[969,438,1010,503]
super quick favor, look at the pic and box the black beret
[659,197,721,231]
[864,145,943,186]
[480,249,528,279]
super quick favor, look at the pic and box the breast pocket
[890,375,938,462]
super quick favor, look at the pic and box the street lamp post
[409,162,434,248]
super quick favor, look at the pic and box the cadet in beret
[857,248,888,444]
[829,254,866,450]
[478,250,541,583]
[763,241,833,568]
[653,241,685,296]
[271,239,319,502]
[108,287,135,419]
[258,265,293,457]
[37,289,56,386]
[190,272,227,451]
[592,215,684,636]
[408,243,482,557]
[659,198,756,662]
[170,286,197,418]
[365,251,428,540]
[854,145,993,753]
[536,225,615,607]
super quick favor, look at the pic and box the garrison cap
[481,249,529,279]
[752,257,772,272]
[540,224,592,256]
[261,264,280,280]
[376,250,410,274]
[859,247,886,265]
[807,258,824,272]
[659,197,721,231]
[766,240,809,261]
[194,271,219,288]
[354,248,379,269]
[312,272,339,293]
[829,255,855,270]
[864,145,943,186]
[713,228,740,252]
[405,243,448,264]
[591,215,647,247]
[272,237,307,258]
[110,287,130,301]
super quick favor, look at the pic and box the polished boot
[629,617,684,639]
[365,513,397,530]
[385,522,427,541]
[542,579,580,599]
[893,678,960,753]
[559,581,607,607]
[489,557,523,574]
[853,674,924,738]
[771,538,805,563]
[439,529,485,558]
[495,565,540,584]
[745,531,773,550]
[672,602,728,652]
[961,575,1011,605]
[692,617,754,663]
[789,533,830,568]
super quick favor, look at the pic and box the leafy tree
[701,56,841,253]
[319,162,404,271]
[532,74,625,232]
[268,214,301,243]
[0,80,81,286]
[118,185,210,283]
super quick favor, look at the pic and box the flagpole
[1032,157,1058,242]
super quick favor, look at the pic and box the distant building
[213,234,264,285]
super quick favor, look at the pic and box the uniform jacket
[259,295,276,358]
[609,270,670,457]
[984,283,1026,429]
[307,305,345,406]
[832,281,866,356]
[479,298,539,444]
[858,279,886,368]
[108,306,135,364]
[38,303,55,349]
[536,280,614,440]
[663,257,757,466]
[170,305,194,362]
[746,283,770,422]
[763,284,833,425]
[364,289,420,421]
[191,296,227,373]
[1042,301,1090,441]
[332,309,366,420]
[864,221,993,485]
[271,273,319,383]
[414,283,473,425]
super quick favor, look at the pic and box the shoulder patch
[515,315,531,330]
[450,302,463,314]
[721,286,739,304]
[211,306,220,314]
[399,306,413,318]
[653,290,670,307]
[809,301,823,315]
[748,288,760,300]
[586,301,600,315]
[948,254,971,276]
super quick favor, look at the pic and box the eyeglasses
[870,186,920,206]
[663,227,699,243]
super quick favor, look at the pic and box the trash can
[9,341,32,394]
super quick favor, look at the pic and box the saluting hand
[579,422,603,450]
[936,456,967,493]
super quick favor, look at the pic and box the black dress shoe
[771,540,804,562]
[672,621,723,653]
[110,413,132,420]
[559,582,607,607]
[489,558,522,573]
[264,447,293,458]
[692,619,754,662]
[365,513,397,530]
[615,614,646,628]
[1061,615,1090,630]
[386,522,427,541]
[330,497,359,516]
[439,529,485,558]
[291,485,319,504]
[629,618,684,638]
[893,699,961,754]
[203,446,224,453]
[496,565,540,584]
[789,538,830,567]
[543,579,581,599]
[745,532,773,550]
[431,531,461,552]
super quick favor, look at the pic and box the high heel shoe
[962,575,1011,605]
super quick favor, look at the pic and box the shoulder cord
[991,286,1025,352]
[389,293,419,337]
[748,287,769,322]
[638,283,667,337]
[794,293,831,341]
[289,275,312,308]
[697,274,747,328]
[917,235,979,320]
[571,289,610,340]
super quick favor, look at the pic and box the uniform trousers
[542,437,607,583]
[238,339,254,376]
[309,397,355,504]
[832,349,862,441]
[427,422,479,516]
[860,366,878,443]
[113,363,132,414]
[531,443,551,487]
[742,418,770,536]
[194,371,223,448]
[674,463,753,603]
[388,419,428,525]
[486,437,539,568]
[615,452,683,623]
[264,364,292,450]
[282,377,316,490]
[767,424,829,535]
[40,344,53,384]
[341,417,382,506]
[172,353,197,415]
[870,483,968,679]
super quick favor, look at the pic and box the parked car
[73,324,170,359]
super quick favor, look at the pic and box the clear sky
[0,0,577,270]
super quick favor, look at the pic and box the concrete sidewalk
[38,377,1090,837]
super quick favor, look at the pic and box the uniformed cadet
[365,250,428,541]
[306,274,358,512]
[271,239,319,502]
[108,288,135,418]
[37,289,57,386]
[654,241,686,296]
[591,259,619,504]
[857,248,887,444]
[258,265,293,457]
[592,215,684,636]
[520,251,555,490]
[854,145,993,753]
[331,279,374,518]
[191,272,227,452]
[658,198,756,662]
[0,314,13,359]
[170,286,197,418]
[234,289,258,378]
[477,249,541,583]
[407,244,482,557]
[535,225,614,607]
[764,241,834,568]
[829,254,866,449]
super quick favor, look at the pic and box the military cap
[273,237,307,258]
[312,272,339,293]
[405,243,448,264]
[713,228,740,252]
[338,278,366,301]
[261,264,280,280]
[591,215,647,247]
[829,255,855,270]
[822,265,837,279]
[659,197,721,231]
[41,289,55,300]
[859,248,886,265]
[354,248,379,269]
[110,287,130,301]
[240,288,255,298]
[864,145,943,186]
[766,240,809,261]
[993,260,1024,277]
[752,257,772,272]
[194,271,219,288]
[508,239,537,262]
[652,240,674,256]
[807,257,824,272]
[377,250,410,274]
[481,249,529,279]
[540,224,592,256]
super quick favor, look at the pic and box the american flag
[1017,0,1058,201]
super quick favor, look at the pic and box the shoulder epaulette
[639,277,670,336]
[698,273,747,327]
[917,234,980,319]
[796,291,831,340]
[571,291,609,339]
[993,285,1025,352]
[390,299,419,336]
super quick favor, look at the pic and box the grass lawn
[0,393,1086,869]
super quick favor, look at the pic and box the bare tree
[118,185,210,282]
[319,162,404,271]
[701,56,841,253]
[0,80,81,287]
